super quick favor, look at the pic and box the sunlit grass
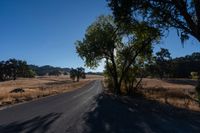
[0,75,102,107]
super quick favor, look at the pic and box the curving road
[1,80,200,133]
[0,80,102,133]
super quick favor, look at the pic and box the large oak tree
[76,15,160,95]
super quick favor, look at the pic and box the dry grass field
[1,76,199,111]
[140,78,200,111]
[0,75,103,107]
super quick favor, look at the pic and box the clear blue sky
[0,0,200,72]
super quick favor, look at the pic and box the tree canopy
[145,50,200,78]
[76,15,160,95]
[70,67,86,82]
[0,59,35,81]
[108,0,200,43]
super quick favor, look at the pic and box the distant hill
[87,71,103,75]
[29,65,70,76]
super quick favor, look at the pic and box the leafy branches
[0,59,35,81]
[108,0,200,42]
[76,15,160,95]
[70,67,86,82]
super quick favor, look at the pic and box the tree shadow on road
[0,113,62,133]
[83,93,200,133]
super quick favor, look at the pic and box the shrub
[191,72,199,79]
[10,88,25,93]
[196,80,200,101]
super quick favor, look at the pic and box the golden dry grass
[139,78,200,111]
[0,75,103,107]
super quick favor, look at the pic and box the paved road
[1,80,200,133]
[0,80,102,133]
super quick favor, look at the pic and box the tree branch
[172,0,197,34]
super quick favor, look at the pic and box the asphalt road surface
[0,80,102,133]
[0,80,200,133]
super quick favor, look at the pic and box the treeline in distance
[0,59,35,81]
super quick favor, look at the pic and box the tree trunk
[115,83,121,95]
[110,52,121,95]
[196,72,200,101]
[77,75,80,82]
[112,76,121,95]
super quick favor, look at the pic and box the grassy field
[140,78,199,111]
[0,75,103,107]
[1,76,199,111]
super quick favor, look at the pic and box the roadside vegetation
[107,0,200,102]
[75,0,200,111]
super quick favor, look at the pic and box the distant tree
[145,51,200,78]
[2,59,19,80]
[0,61,5,81]
[26,69,36,78]
[0,59,35,81]
[69,67,86,82]
[17,60,35,78]
[49,70,61,76]
[81,72,86,79]
[191,72,199,79]
[70,68,77,82]
[155,48,172,79]
[63,72,68,75]
[171,52,200,78]
[76,67,85,82]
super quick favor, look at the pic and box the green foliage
[145,52,200,78]
[196,80,200,101]
[123,66,137,94]
[76,67,86,82]
[0,59,35,81]
[70,68,77,82]
[70,68,76,81]
[76,15,160,95]
[29,69,36,78]
[63,72,68,75]
[70,67,86,82]
[155,48,172,79]
[171,52,200,78]
[108,0,200,98]
[191,72,199,80]
[108,0,200,43]
[76,15,117,68]
[156,48,171,61]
